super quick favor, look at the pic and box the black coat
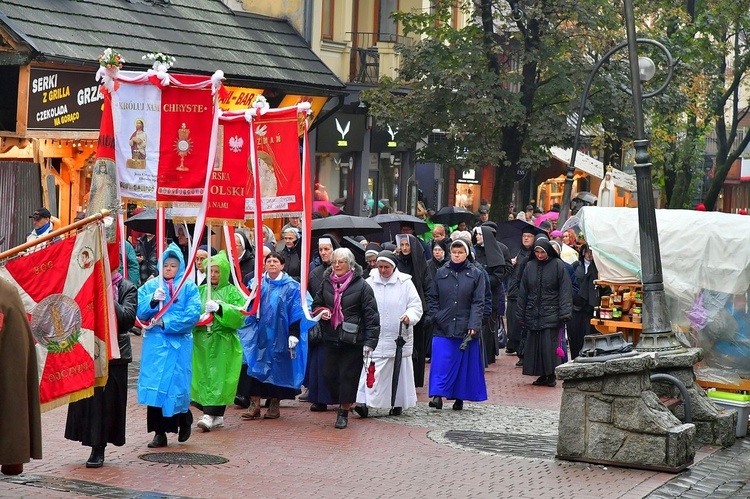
[572,258,608,312]
[312,263,380,350]
[427,260,486,338]
[113,278,137,365]
[506,245,532,300]
[516,240,573,330]
[136,235,158,284]
[281,244,302,282]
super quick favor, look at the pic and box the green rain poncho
[191,251,246,407]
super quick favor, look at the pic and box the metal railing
[347,32,414,84]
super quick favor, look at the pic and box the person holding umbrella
[355,251,423,417]
[427,239,487,410]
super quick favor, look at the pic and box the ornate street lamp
[559,0,684,354]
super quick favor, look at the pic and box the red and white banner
[0,225,117,412]
[206,119,250,222]
[111,72,218,203]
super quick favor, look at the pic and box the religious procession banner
[110,71,219,204]
[206,117,250,222]
[0,225,117,412]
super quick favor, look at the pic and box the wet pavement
[2,334,750,498]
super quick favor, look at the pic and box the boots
[241,398,261,420]
[264,399,280,419]
[86,445,105,468]
[428,396,443,410]
[148,433,167,448]
[334,408,349,429]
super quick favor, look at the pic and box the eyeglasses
[332,259,348,265]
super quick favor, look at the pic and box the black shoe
[428,396,443,410]
[234,396,250,409]
[545,376,557,387]
[147,433,167,448]
[353,404,369,418]
[452,399,464,411]
[515,359,524,367]
[389,407,403,416]
[532,376,546,386]
[178,423,191,443]
[85,446,105,468]
[310,403,327,412]
[505,348,517,354]
[334,408,349,429]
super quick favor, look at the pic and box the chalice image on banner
[175,122,193,171]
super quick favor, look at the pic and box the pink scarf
[330,269,354,330]
[111,272,123,301]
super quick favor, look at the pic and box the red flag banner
[111,71,218,204]
[0,225,116,412]
[245,107,303,217]
[207,118,250,221]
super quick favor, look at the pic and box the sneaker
[197,415,213,432]
[212,416,224,428]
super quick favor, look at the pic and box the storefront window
[315,152,348,203]
[455,168,479,211]
[377,152,399,212]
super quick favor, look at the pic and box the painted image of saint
[127,118,147,169]
[87,158,119,241]
[257,151,279,198]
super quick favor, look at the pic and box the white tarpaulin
[578,206,750,300]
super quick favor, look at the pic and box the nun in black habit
[395,233,432,387]
[473,225,507,364]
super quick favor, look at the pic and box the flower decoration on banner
[252,94,270,115]
[98,48,124,69]
[142,52,177,72]
[95,48,124,93]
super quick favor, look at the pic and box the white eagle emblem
[255,124,267,137]
[229,135,243,153]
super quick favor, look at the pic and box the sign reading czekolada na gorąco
[27,67,104,131]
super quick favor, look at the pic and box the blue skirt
[429,336,487,402]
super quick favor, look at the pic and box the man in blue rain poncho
[238,251,315,420]
[137,243,201,448]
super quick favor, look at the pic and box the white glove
[363,346,373,358]
[152,287,166,302]
[288,336,299,349]
[205,300,220,313]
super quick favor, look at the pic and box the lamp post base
[635,332,687,354]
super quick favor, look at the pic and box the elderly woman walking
[356,250,423,416]
[137,243,201,448]
[312,248,380,429]
[427,239,487,410]
[516,237,572,387]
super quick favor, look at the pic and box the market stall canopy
[0,0,345,95]
[578,207,750,299]
[550,147,637,192]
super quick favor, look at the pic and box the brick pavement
[0,336,734,499]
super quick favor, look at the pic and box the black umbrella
[391,322,407,408]
[341,236,367,268]
[311,214,383,237]
[494,219,546,255]
[430,206,475,226]
[372,213,429,243]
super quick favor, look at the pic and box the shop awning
[550,146,637,192]
[0,0,345,95]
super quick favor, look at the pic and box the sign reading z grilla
[27,68,104,131]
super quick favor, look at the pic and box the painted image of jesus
[127,118,147,169]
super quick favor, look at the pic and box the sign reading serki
[27,68,104,131]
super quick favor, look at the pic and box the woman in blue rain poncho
[137,243,201,448]
[238,251,313,420]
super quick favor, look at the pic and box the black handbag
[338,321,360,345]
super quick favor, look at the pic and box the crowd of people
[3,205,609,473]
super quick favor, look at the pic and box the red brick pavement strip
[0,340,706,499]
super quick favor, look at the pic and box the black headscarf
[474,225,505,268]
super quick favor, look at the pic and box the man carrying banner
[137,243,201,447]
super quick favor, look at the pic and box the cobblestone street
[1,335,748,498]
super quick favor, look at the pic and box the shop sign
[316,113,365,152]
[27,68,103,131]
[458,168,479,184]
[371,122,408,152]
[218,86,264,111]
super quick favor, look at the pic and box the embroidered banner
[0,225,117,412]
[111,72,216,203]
[206,119,250,221]
[245,107,303,216]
